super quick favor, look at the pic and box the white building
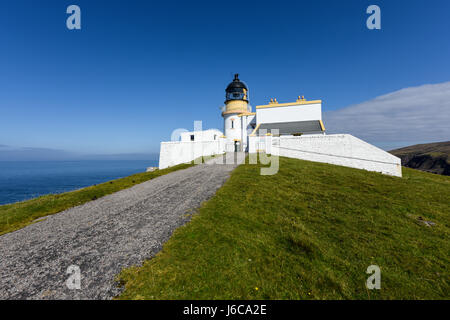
[220,74,325,153]
[180,129,223,143]
[158,74,402,177]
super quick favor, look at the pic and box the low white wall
[248,136,257,153]
[159,139,225,169]
[271,134,402,177]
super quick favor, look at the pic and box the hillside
[390,141,450,176]
[0,162,194,236]
[117,156,449,300]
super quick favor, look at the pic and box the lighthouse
[158,74,401,177]
[222,74,253,152]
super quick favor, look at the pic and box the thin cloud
[324,82,450,149]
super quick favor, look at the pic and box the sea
[0,160,158,205]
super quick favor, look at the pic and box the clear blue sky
[1,0,449,155]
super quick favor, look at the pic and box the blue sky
[1,0,449,157]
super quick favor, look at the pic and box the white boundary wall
[159,139,225,169]
[273,134,402,177]
[249,134,402,177]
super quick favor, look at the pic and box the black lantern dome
[225,74,248,102]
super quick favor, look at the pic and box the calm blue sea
[0,160,158,205]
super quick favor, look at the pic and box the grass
[0,162,194,236]
[117,156,449,300]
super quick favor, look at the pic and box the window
[214,135,217,140]
[231,120,234,129]
[190,135,194,141]
[227,92,244,100]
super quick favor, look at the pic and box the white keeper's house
[159,74,402,177]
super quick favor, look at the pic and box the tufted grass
[117,156,449,299]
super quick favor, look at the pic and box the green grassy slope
[117,157,449,300]
[0,162,193,235]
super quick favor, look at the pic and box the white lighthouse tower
[222,74,251,152]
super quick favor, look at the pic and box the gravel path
[0,156,240,299]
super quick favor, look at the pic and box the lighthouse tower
[222,74,250,152]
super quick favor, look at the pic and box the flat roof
[256,99,322,109]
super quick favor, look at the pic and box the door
[234,141,241,152]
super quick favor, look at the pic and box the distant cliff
[390,141,450,176]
